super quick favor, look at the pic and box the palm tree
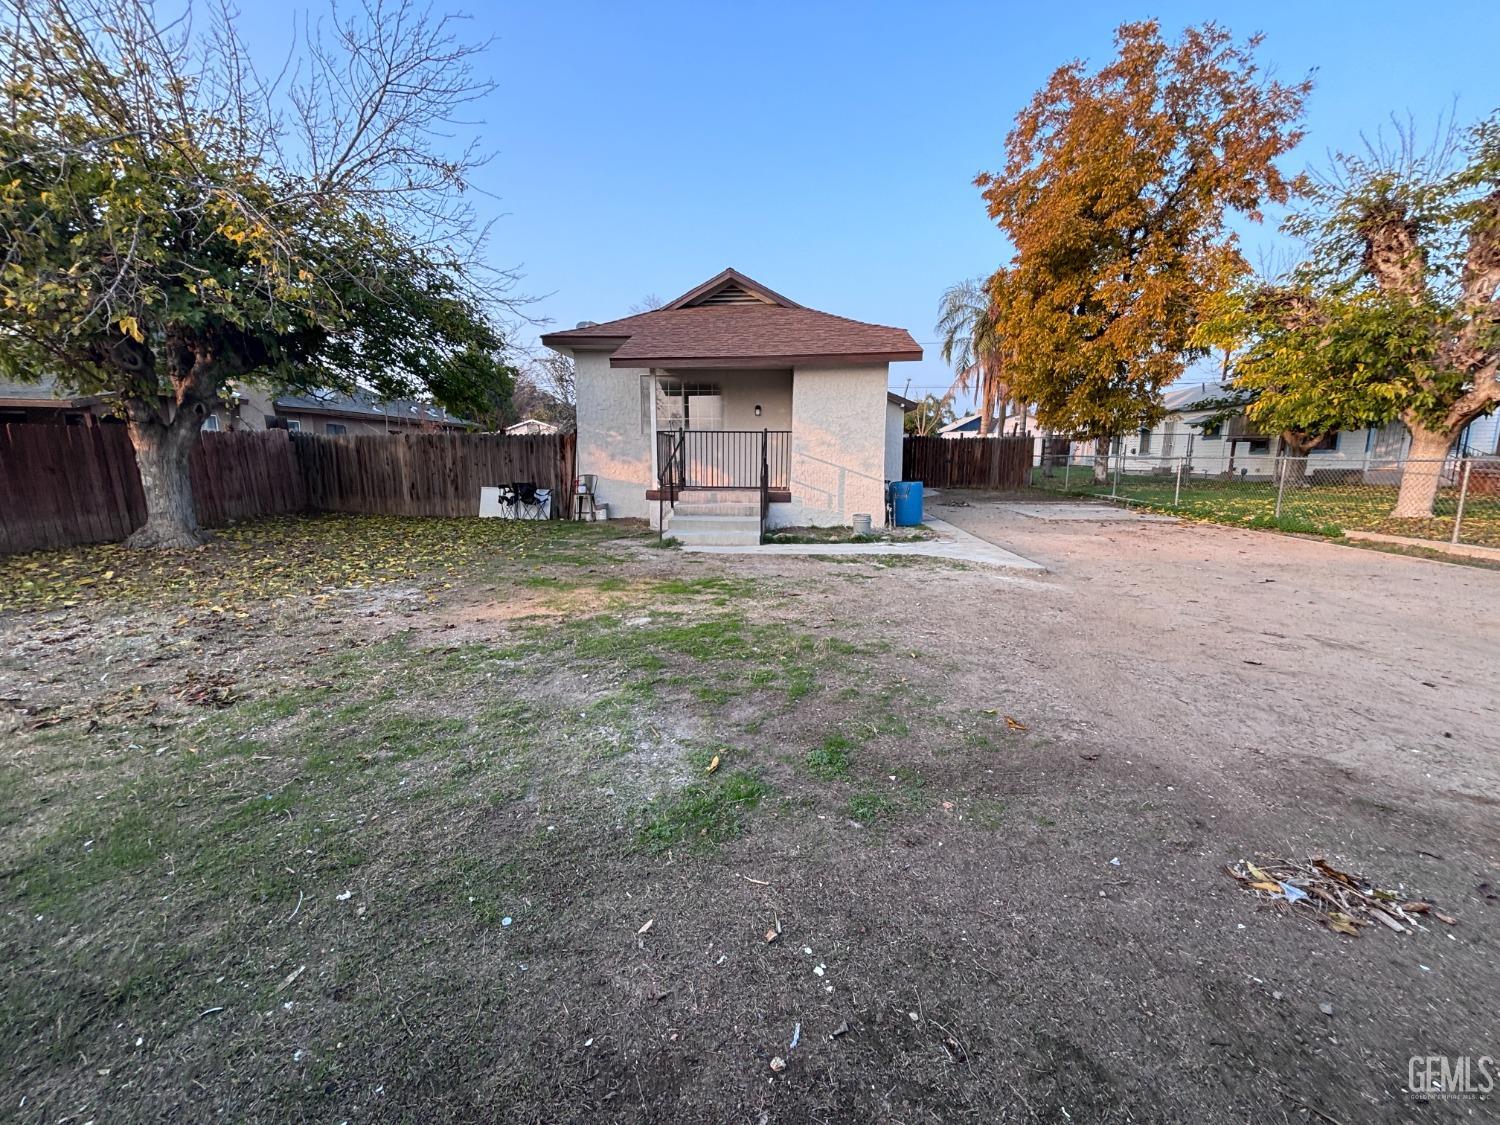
[935,276,1009,435]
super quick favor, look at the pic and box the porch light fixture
[754,404,762,417]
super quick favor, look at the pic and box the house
[1083,381,1500,476]
[540,268,922,543]
[504,418,561,436]
[0,377,115,426]
[938,406,1042,440]
[216,387,472,435]
[0,377,470,435]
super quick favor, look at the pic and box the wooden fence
[0,421,576,555]
[902,435,1033,491]
[0,420,145,553]
[293,431,575,517]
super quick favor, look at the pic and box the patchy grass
[637,770,771,853]
[805,733,858,779]
[764,524,933,545]
[846,790,900,824]
[1033,472,1500,547]
[0,513,1080,1121]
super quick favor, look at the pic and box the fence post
[1173,459,1183,507]
[1274,459,1287,519]
[1111,444,1120,498]
[1451,458,1472,545]
[1063,459,1071,492]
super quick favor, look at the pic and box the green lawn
[1029,467,1500,547]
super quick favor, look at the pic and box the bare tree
[514,351,576,430]
[0,0,522,547]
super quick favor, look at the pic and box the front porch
[648,428,792,503]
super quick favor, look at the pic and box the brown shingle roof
[540,269,922,368]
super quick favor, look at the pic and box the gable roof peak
[664,268,805,311]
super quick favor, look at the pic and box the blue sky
[242,1,1500,404]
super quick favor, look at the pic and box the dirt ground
[2,505,1497,1123]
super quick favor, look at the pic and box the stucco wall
[573,351,653,520]
[885,400,904,482]
[717,370,792,430]
[785,364,889,528]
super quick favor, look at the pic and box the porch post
[648,368,659,482]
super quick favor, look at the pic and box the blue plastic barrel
[888,481,923,526]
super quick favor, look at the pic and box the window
[1308,432,1338,452]
[201,414,220,432]
[1138,427,1152,454]
[284,418,302,432]
[1247,438,1271,455]
[655,379,722,429]
[325,422,347,435]
[1200,420,1222,439]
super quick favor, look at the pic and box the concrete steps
[675,490,756,503]
[670,501,760,517]
[665,498,763,545]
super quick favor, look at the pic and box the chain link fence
[1030,453,1500,549]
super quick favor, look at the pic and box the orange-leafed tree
[977,21,1311,481]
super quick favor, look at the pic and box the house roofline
[662,267,805,311]
[538,333,628,350]
[276,404,472,428]
[609,350,922,369]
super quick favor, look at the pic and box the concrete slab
[680,517,1047,574]
[997,502,1177,523]
[1343,530,1500,562]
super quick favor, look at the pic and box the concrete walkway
[681,517,1046,572]
[1343,529,1500,562]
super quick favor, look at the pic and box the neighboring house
[540,268,922,542]
[504,418,561,436]
[1078,381,1500,477]
[0,376,115,426]
[938,406,1043,439]
[218,387,473,435]
[0,378,471,435]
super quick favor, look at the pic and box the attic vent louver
[693,282,769,306]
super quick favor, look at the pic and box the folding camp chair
[512,481,543,520]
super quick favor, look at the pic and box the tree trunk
[1275,433,1312,487]
[1391,425,1454,518]
[126,413,207,548]
[1093,437,1111,484]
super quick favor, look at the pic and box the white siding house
[1070,382,1497,477]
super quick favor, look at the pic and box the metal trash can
[852,513,873,537]
[888,481,923,526]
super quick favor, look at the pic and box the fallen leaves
[174,671,239,708]
[0,514,584,615]
[1226,856,1456,939]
